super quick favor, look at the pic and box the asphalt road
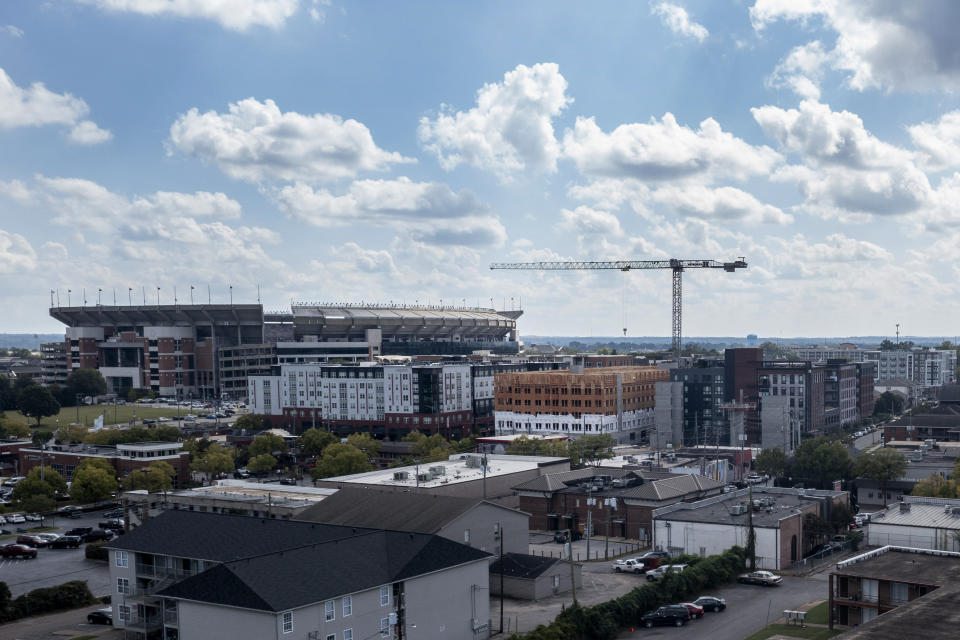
[3,601,121,640]
[1,509,113,597]
[617,572,830,640]
[851,429,882,452]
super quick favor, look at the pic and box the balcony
[124,611,163,632]
[833,593,904,609]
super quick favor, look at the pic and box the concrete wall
[653,519,781,569]
[441,504,529,557]
[176,601,276,640]
[403,559,491,640]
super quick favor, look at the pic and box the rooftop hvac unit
[730,504,743,515]
[625,456,637,463]
[429,465,447,476]
[393,471,409,481]
[611,479,624,488]
[951,507,960,517]
[417,473,430,482]
[465,455,482,468]
[899,502,911,512]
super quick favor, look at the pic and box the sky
[2,1,960,339]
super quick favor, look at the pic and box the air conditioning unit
[393,471,409,481]
[417,473,430,482]
[429,465,446,477]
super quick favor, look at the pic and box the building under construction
[493,366,669,444]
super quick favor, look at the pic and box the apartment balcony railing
[833,593,908,608]
[124,612,163,632]
[163,609,178,626]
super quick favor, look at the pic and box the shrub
[85,541,108,561]
[0,580,97,622]
[510,547,746,640]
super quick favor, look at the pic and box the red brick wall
[18,450,190,488]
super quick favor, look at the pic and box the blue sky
[2,1,960,339]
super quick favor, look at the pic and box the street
[1,509,113,597]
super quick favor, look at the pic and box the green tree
[24,466,67,495]
[70,462,118,503]
[311,443,372,480]
[11,472,60,514]
[755,448,788,479]
[125,461,175,492]
[20,493,56,516]
[346,433,382,464]
[792,437,853,488]
[402,431,455,463]
[248,432,286,458]
[0,420,30,439]
[0,375,17,411]
[65,368,108,399]
[192,442,236,481]
[234,414,268,430]
[853,449,908,507]
[300,428,337,457]
[55,424,89,444]
[17,385,60,428]
[570,434,616,467]
[874,391,905,416]
[247,453,277,474]
[804,512,834,547]
[505,435,570,458]
[912,473,958,498]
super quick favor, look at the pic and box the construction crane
[489,258,748,361]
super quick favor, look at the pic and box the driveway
[2,602,122,640]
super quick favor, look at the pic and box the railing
[125,612,163,631]
[163,609,178,625]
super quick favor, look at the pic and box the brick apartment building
[494,366,669,444]
[18,441,190,487]
[758,361,826,434]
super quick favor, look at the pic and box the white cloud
[418,63,572,177]
[76,0,301,31]
[168,97,412,184]
[651,3,708,43]
[562,114,781,183]
[766,41,830,100]
[2,25,24,38]
[0,67,111,143]
[558,206,623,236]
[751,0,960,92]
[273,177,507,247]
[909,110,960,171]
[68,120,114,145]
[651,185,794,224]
[328,242,399,276]
[0,230,37,274]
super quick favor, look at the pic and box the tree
[192,443,236,481]
[311,443,372,480]
[234,414,268,430]
[853,449,908,507]
[0,420,30,439]
[24,466,67,495]
[300,428,337,457]
[247,453,277,475]
[755,448,788,479]
[125,461,175,492]
[17,385,60,428]
[0,375,17,411]
[570,434,615,467]
[402,431,455,463]
[70,462,118,503]
[911,473,957,498]
[874,391,905,416]
[804,512,834,547]
[55,424,89,444]
[792,437,853,488]
[65,368,108,399]
[346,433,382,464]
[248,433,286,458]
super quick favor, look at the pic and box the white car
[24,513,42,522]
[157,417,171,422]
[612,558,646,573]
[7,514,26,524]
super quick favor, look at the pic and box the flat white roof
[872,498,960,530]
[322,454,568,489]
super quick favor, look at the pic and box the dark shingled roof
[108,511,491,612]
[295,487,526,533]
[512,467,636,492]
[489,553,561,579]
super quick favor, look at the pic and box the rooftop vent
[899,502,911,513]
[393,471,409,481]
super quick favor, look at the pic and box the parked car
[677,602,705,619]
[205,414,218,420]
[0,543,37,559]
[641,605,690,628]
[83,529,114,543]
[737,570,783,586]
[104,508,125,518]
[49,535,82,549]
[17,534,47,547]
[87,607,113,625]
[6,513,26,524]
[646,564,688,582]
[98,518,125,531]
[279,478,297,486]
[693,596,727,612]
[553,530,582,543]
[612,557,658,573]
[65,526,93,537]
[24,513,42,522]
[157,416,171,422]
[142,418,157,425]
[639,550,670,560]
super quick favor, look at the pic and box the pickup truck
[646,564,688,582]
[612,557,659,573]
[737,570,783,586]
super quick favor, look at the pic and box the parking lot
[1,509,113,597]
[529,531,642,562]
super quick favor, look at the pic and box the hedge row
[85,540,109,561]
[0,580,98,622]
[512,546,747,640]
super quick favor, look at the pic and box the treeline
[0,580,98,623]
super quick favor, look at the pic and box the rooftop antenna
[896,323,901,349]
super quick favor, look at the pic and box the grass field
[2,405,184,432]
[743,624,840,640]
[804,601,829,625]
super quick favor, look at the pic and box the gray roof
[619,474,725,501]
[654,487,845,528]
[833,546,960,586]
[867,498,960,531]
[295,487,526,533]
[489,553,561,579]
[940,384,960,404]
[512,467,635,492]
[512,468,723,502]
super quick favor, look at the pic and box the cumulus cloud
[751,0,960,92]
[651,185,794,224]
[328,242,399,276]
[2,25,24,38]
[651,3,708,43]
[766,41,830,100]
[76,0,301,31]
[558,206,623,236]
[168,98,413,184]
[273,177,507,247]
[0,230,37,274]
[0,68,111,143]
[418,63,572,177]
[909,110,960,171]
[563,113,780,183]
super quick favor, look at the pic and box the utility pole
[568,526,577,605]
[586,498,595,561]
[499,523,505,634]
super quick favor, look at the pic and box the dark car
[279,478,297,486]
[693,596,727,612]
[104,508,124,518]
[98,518,125,531]
[82,529,114,543]
[65,526,93,537]
[0,543,38,559]
[49,535,82,549]
[141,418,157,425]
[641,605,690,628]
[87,607,113,625]
[553,530,582,543]
[16,534,47,547]
[639,550,670,560]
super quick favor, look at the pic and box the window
[282,611,293,634]
[464,529,471,544]
[325,600,335,621]
[115,551,128,567]
[117,578,130,595]
[342,595,352,617]
[380,586,390,606]
[118,605,131,621]
[381,617,391,637]
[344,630,353,640]
[327,636,336,640]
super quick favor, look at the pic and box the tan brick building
[494,367,669,444]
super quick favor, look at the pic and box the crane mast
[489,257,748,361]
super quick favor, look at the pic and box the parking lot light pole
[568,527,577,605]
